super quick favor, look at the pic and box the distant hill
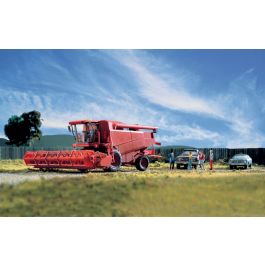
[0,138,7,146]
[31,135,75,149]
[1,137,194,149]
[0,135,75,148]
[153,145,195,150]
[1,135,194,149]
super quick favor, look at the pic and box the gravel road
[0,171,87,185]
[1,166,264,186]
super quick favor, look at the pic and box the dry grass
[1,160,265,216]
[117,174,265,216]
[0,160,28,172]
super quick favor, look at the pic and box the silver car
[229,154,252,169]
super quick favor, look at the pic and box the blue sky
[0,49,265,147]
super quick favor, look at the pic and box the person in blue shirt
[168,149,175,170]
[188,151,193,170]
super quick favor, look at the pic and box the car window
[232,154,247,159]
[181,151,197,156]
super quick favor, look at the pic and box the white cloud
[157,124,221,146]
[1,51,264,148]
[221,69,265,148]
[42,118,67,129]
[117,53,225,119]
[112,51,265,147]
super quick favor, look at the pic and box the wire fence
[156,147,265,165]
[1,146,265,165]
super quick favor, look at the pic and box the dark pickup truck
[175,149,199,169]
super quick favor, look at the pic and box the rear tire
[177,164,180,169]
[230,165,234,170]
[135,156,149,171]
[105,150,122,172]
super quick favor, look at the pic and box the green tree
[4,110,42,146]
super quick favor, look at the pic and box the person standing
[169,149,175,170]
[209,149,214,170]
[199,151,205,170]
[188,151,193,170]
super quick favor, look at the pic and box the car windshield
[232,154,249,159]
[181,151,197,156]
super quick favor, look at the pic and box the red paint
[23,120,160,171]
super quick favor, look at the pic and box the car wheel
[230,165,234,170]
[177,164,180,169]
[244,165,247,169]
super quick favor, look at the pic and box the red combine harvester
[23,120,161,172]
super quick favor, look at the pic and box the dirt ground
[1,163,265,185]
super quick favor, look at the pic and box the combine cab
[23,120,161,172]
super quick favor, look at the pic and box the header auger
[23,120,161,172]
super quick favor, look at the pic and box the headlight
[244,160,247,164]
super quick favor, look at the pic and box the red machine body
[23,120,161,172]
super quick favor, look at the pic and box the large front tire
[135,156,149,171]
[105,150,122,172]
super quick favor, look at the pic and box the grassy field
[0,159,29,172]
[0,160,265,216]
